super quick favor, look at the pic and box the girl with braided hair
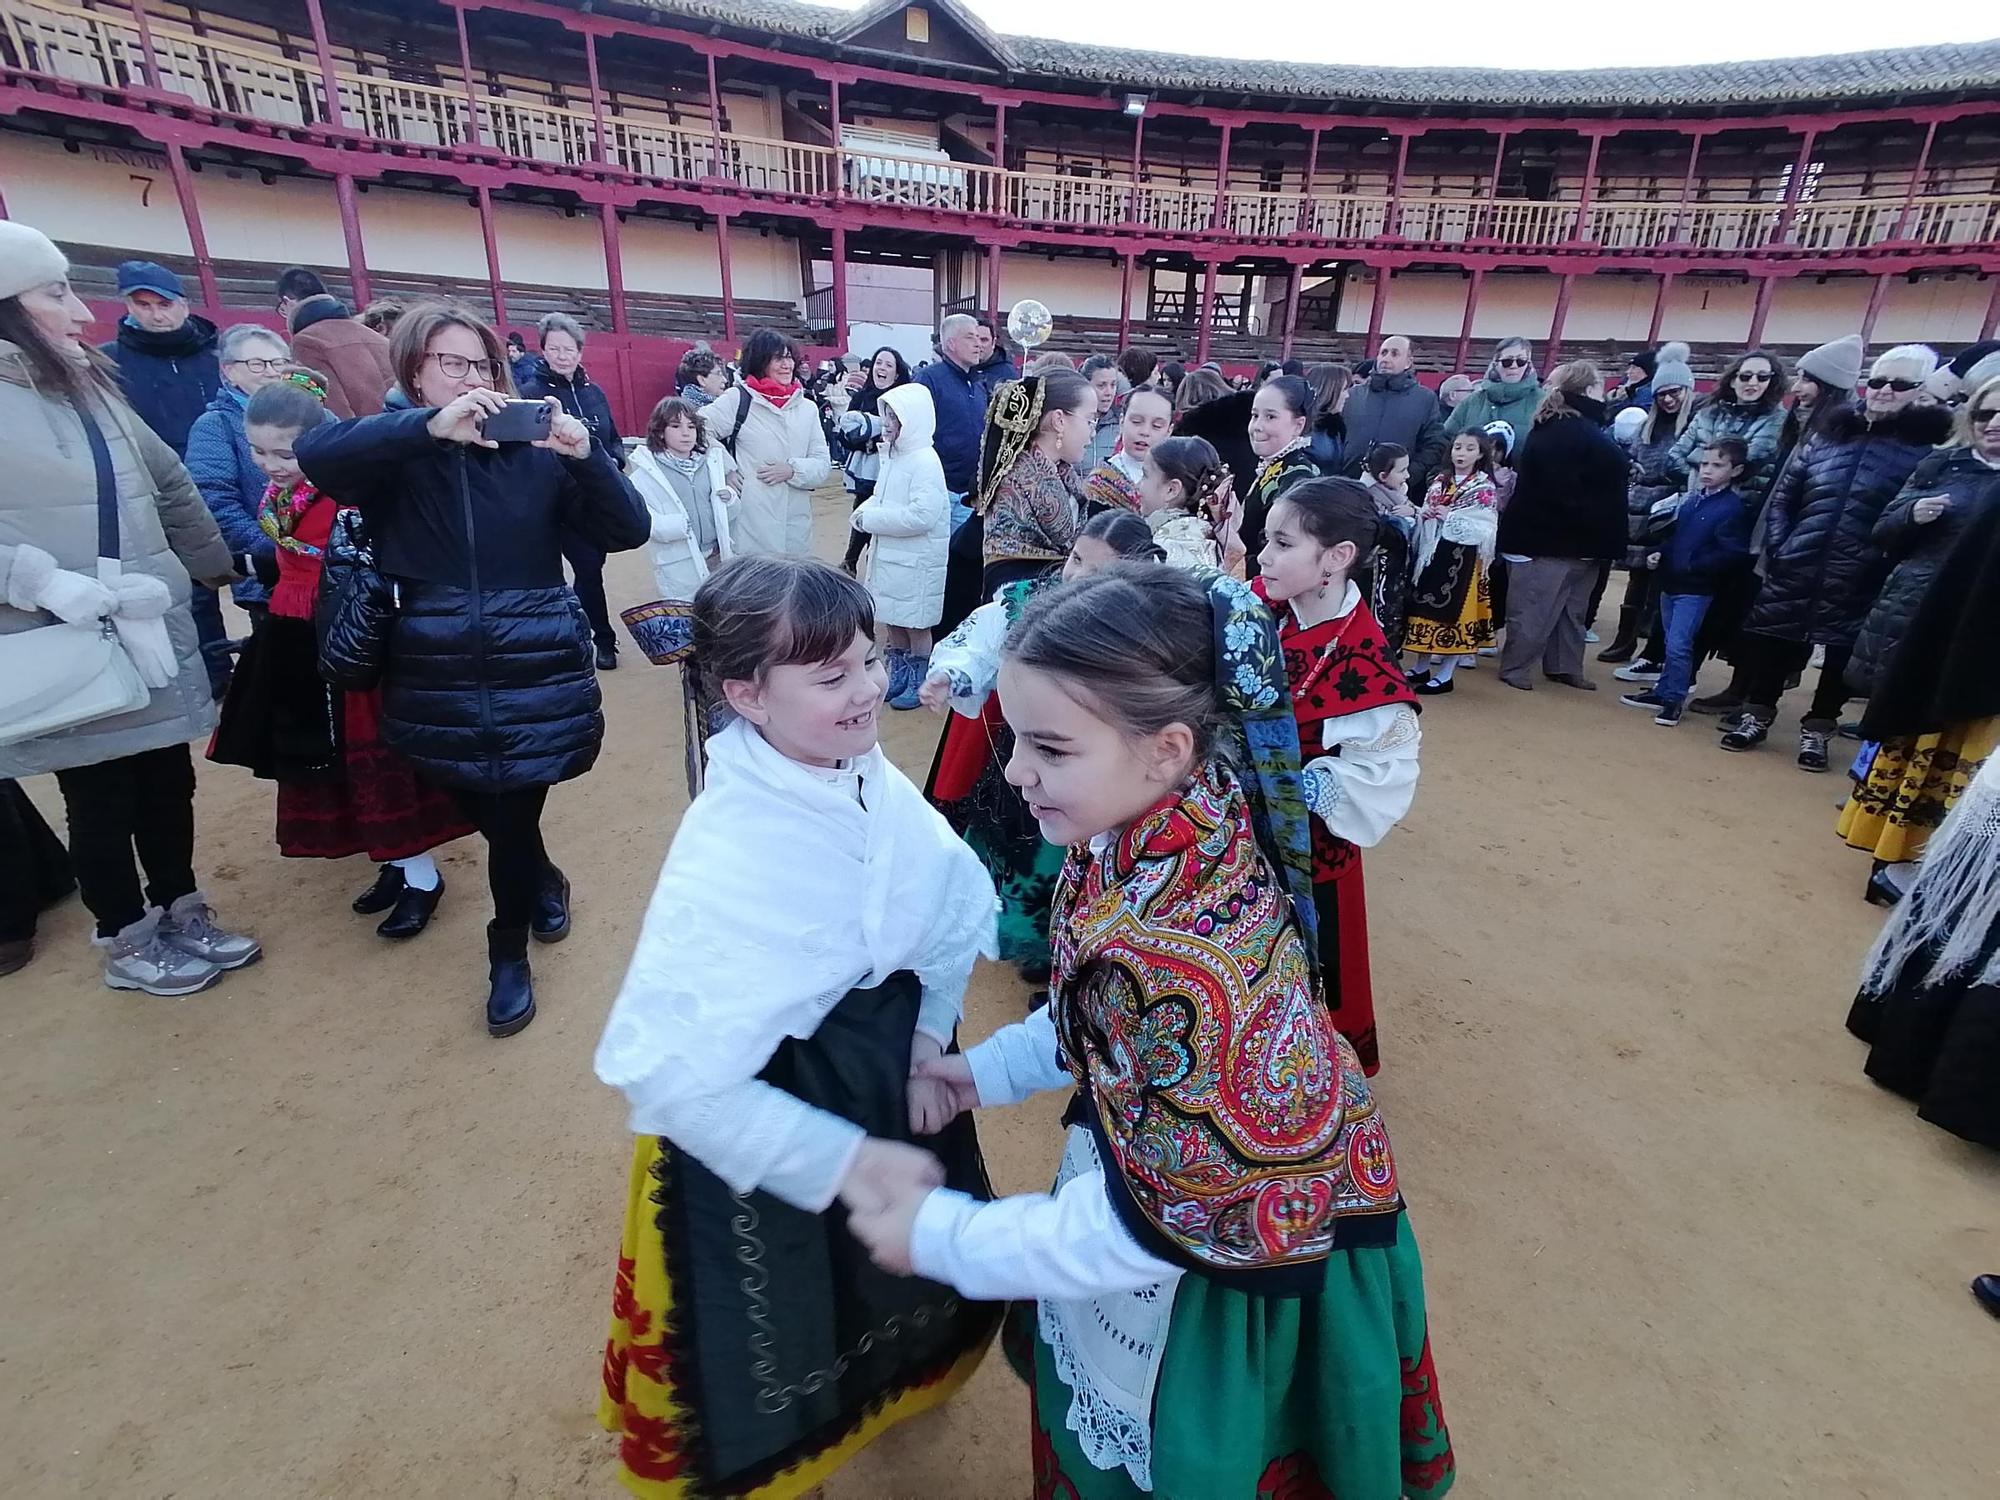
[208,367,471,938]
[1136,434,1229,572]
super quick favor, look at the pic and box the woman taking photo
[1496,361,1630,692]
[834,345,910,572]
[295,300,648,1038]
[0,223,258,996]
[185,322,293,630]
[699,328,831,557]
[977,369,1092,598]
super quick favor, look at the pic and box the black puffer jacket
[295,407,648,792]
[1498,396,1629,561]
[1746,401,1955,648]
[1623,406,1689,569]
[1173,392,1259,508]
[517,358,625,466]
[1847,444,2000,695]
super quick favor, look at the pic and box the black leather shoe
[1865,867,1907,909]
[486,922,536,1038]
[377,875,445,939]
[352,864,404,915]
[1974,1275,2000,1318]
[595,643,619,671]
[531,865,571,944]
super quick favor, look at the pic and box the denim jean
[1656,591,1713,705]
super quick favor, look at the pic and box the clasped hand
[838,1137,942,1276]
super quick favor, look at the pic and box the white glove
[111,615,178,689]
[109,572,173,621]
[3,543,115,624]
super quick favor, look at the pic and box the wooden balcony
[7,0,1998,261]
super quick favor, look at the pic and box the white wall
[998,252,1123,319]
[0,133,194,253]
[845,321,937,369]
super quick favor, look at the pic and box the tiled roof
[619,0,2000,109]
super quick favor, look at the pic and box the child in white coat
[627,396,735,602]
[852,382,949,709]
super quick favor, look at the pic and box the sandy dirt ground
[5,484,1999,1500]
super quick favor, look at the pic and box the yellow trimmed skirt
[1405,549,1494,657]
[598,1136,990,1499]
[1838,716,2000,865]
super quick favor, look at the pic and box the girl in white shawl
[1402,428,1500,695]
[593,555,999,1500]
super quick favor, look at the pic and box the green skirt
[1022,1216,1455,1499]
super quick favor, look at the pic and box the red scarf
[744,375,798,408]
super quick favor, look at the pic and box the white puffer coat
[628,443,734,602]
[852,384,949,629]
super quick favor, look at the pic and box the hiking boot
[158,892,262,971]
[1798,727,1831,773]
[1689,689,1746,717]
[1720,714,1772,752]
[1612,658,1663,682]
[95,910,222,997]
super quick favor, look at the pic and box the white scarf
[595,717,998,1094]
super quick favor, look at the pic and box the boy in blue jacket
[1623,437,1752,725]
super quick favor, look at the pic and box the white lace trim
[1036,1127,1177,1491]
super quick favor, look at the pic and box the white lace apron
[1036,1125,1181,1490]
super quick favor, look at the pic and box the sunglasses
[1972,407,2000,425]
[1497,356,1530,369]
[1734,370,1773,383]
[1866,377,1920,392]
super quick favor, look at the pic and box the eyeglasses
[1734,371,1773,383]
[425,351,500,380]
[225,357,284,373]
[1866,377,1920,392]
[1497,356,1529,369]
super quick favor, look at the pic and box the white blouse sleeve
[963,1004,1073,1107]
[908,1174,1182,1300]
[621,1068,863,1215]
[1302,702,1422,849]
[928,598,1009,715]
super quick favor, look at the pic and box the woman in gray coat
[0,223,259,997]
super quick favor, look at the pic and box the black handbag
[314,508,398,690]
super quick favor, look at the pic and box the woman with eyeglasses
[185,323,293,634]
[1723,345,1953,767]
[295,300,649,1038]
[1833,376,2000,900]
[1444,336,1543,447]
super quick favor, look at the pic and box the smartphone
[480,399,553,444]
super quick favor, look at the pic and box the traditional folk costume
[207,480,472,860]
[1146,508,1220,572]
[1405,470,1499,657]
[1847,756,2000,1149]
[595,718,1001,1498]
[908,758,1454,1500]
[1082,450,1144,517]
[1243,437,1327,573]
[980,378,1084,599]
[1361,479,1418,659]
[1259,578,1422,1074]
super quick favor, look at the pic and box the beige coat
[0,341,234,778]
[699,385,831,556]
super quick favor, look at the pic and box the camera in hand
[479,399,554,444]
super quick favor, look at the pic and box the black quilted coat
[1847,444,2000,696]
[1745,401,1954,649]
[295,407,648,793]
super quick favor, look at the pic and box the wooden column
[599,203,627,334]
[1646,270,1675,343]
[1981,272,2000,340]
[1365,263,1390,352]
[333,172,371,308]
[992,102,1008,173]
[830,78,844,201]
[1890,120,1939,241]
[986,243,1001,321]
[1860,271,1893,343]
[829,226,848,348]
[127,0,163,90]
[1667,132,1704,243]
[1771,129,1820,244]
[453,3,482,146]
[1194,259,1219,365]
[1571,130,1604,242]
[1296,126,1321,235]
[1547,271,1575,365]
[1453,267,1483,374]
[1279,261,1304,362]
[1480,129,1510,238]
[716,213,736,344]
[476,185,507,328]
[301,0,346,130]
[1386,129,1411,237]
[705,53,725,179]
[1746,272,1780,348]
[1211,124,1233,228]
[1117,252,1135,351]
[163,143,219,310]
[583,31,610,165]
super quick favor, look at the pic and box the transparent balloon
[1007,299,1053,349]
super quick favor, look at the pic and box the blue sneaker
[888,653,928,710]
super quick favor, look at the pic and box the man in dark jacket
[916,312,990,499]
[971,317,1019,395]
[99,260,220,458]
[288,293,396,421]
[1341,335,1446,499]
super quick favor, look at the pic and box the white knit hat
[0,222,69,303]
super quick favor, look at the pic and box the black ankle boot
[486,922,536,1037]
[532,865,571,944]
[352,864,404,915]
[377,874,445,939]
[1596,607,1640,664]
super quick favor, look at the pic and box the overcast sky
[863,0,1997,70]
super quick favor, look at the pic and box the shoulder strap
[719,384,752,458]
[74,401,120,565]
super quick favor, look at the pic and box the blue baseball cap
[116,260,186,301]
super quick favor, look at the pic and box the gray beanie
[1796,334,1865,395]
[0,221,69,303]
[1961,349,2000,395]
[1650,340,1694,394]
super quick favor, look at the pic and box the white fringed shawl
[1861,756,2000,992]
